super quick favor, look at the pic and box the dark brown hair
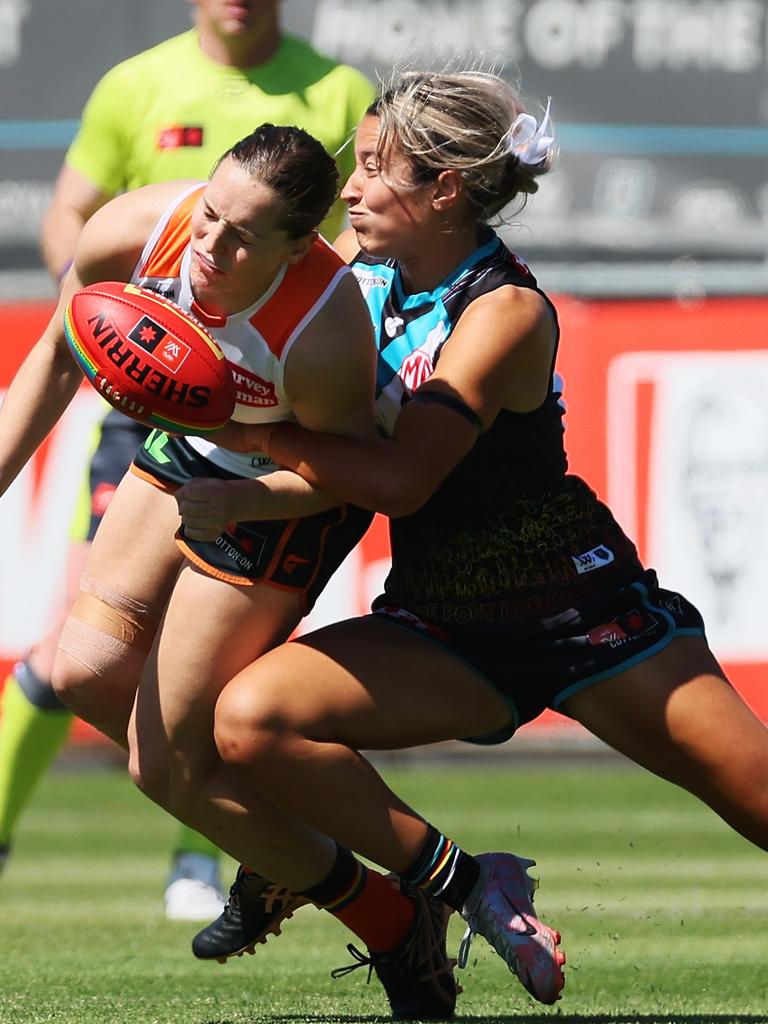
[219,124,339,237]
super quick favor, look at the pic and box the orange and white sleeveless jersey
[131,182,350,477]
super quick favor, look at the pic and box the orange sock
[332,867,415,952]
[301,846,415,952]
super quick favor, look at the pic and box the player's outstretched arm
[0,183,184,500]
[0,271,85,498]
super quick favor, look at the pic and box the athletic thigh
[52,471,184,728]
[562,636,768,793]
[130,562,304,771]
[84,469,184,613]
[217,615,514,751]
[45,418,152,685]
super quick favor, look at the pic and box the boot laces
[331,944,375,983]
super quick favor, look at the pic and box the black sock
[298,843,366,911]
[402,824,480,911]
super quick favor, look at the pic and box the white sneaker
[165,852,226,922]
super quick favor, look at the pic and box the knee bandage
[57,575,154,677]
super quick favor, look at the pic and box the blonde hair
[370,70,554,221]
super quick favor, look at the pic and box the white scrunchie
[503,97,555,167]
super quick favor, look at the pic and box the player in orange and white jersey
[1,0,374,919]
[0,124,464,1018]
[124,172,372,592]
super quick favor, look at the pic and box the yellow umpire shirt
[65,29,375,239]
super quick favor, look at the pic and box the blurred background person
[0,0,374,921]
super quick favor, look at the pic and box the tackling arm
[222,286,556,517]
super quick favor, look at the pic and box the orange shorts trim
[130,462,178,494]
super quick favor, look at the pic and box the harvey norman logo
[228,364,278,407]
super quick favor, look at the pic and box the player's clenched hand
[175,478,237,541]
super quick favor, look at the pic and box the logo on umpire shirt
[157,126,205,149]
[128,316,191,374]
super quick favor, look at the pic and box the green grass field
[1,756,766,1024]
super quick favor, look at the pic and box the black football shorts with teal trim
[372,569,706,744]
[132,430,373,612]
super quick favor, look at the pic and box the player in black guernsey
[188,72,768,1010]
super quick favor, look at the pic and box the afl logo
[400,349,433,391]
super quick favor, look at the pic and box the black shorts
[70,410,151,542]
[372,569,706,744]
[132,430,373,613]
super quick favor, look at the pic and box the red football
[64,281,236,435]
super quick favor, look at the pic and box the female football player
[1,123,528,1020]
[182,70,768,1007]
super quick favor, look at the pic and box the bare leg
[213,616,514,871]
[52,471,183,742]
[51,471,339,890]
[127,561,338,888]
[48,491,222,914]
[562,636,768,850]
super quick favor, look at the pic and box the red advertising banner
[555,294,768,719]
[1,296,766,744]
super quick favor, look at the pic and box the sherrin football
[64,281,236,435]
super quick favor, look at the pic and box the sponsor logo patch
[156,125,205,149]
[399,349,433,391]
[384,315,404,337]
[659,593,683,617]
[352,267,389,296]
[571,545,615,575]
[587,607,657,648]
[140,281,177,300]
[228,364,279,407]
[214,534,263,572]
[128,316,191,373]
[282,553,311,574]
[587,622,629,646]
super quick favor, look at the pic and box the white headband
[503,98,555,167]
